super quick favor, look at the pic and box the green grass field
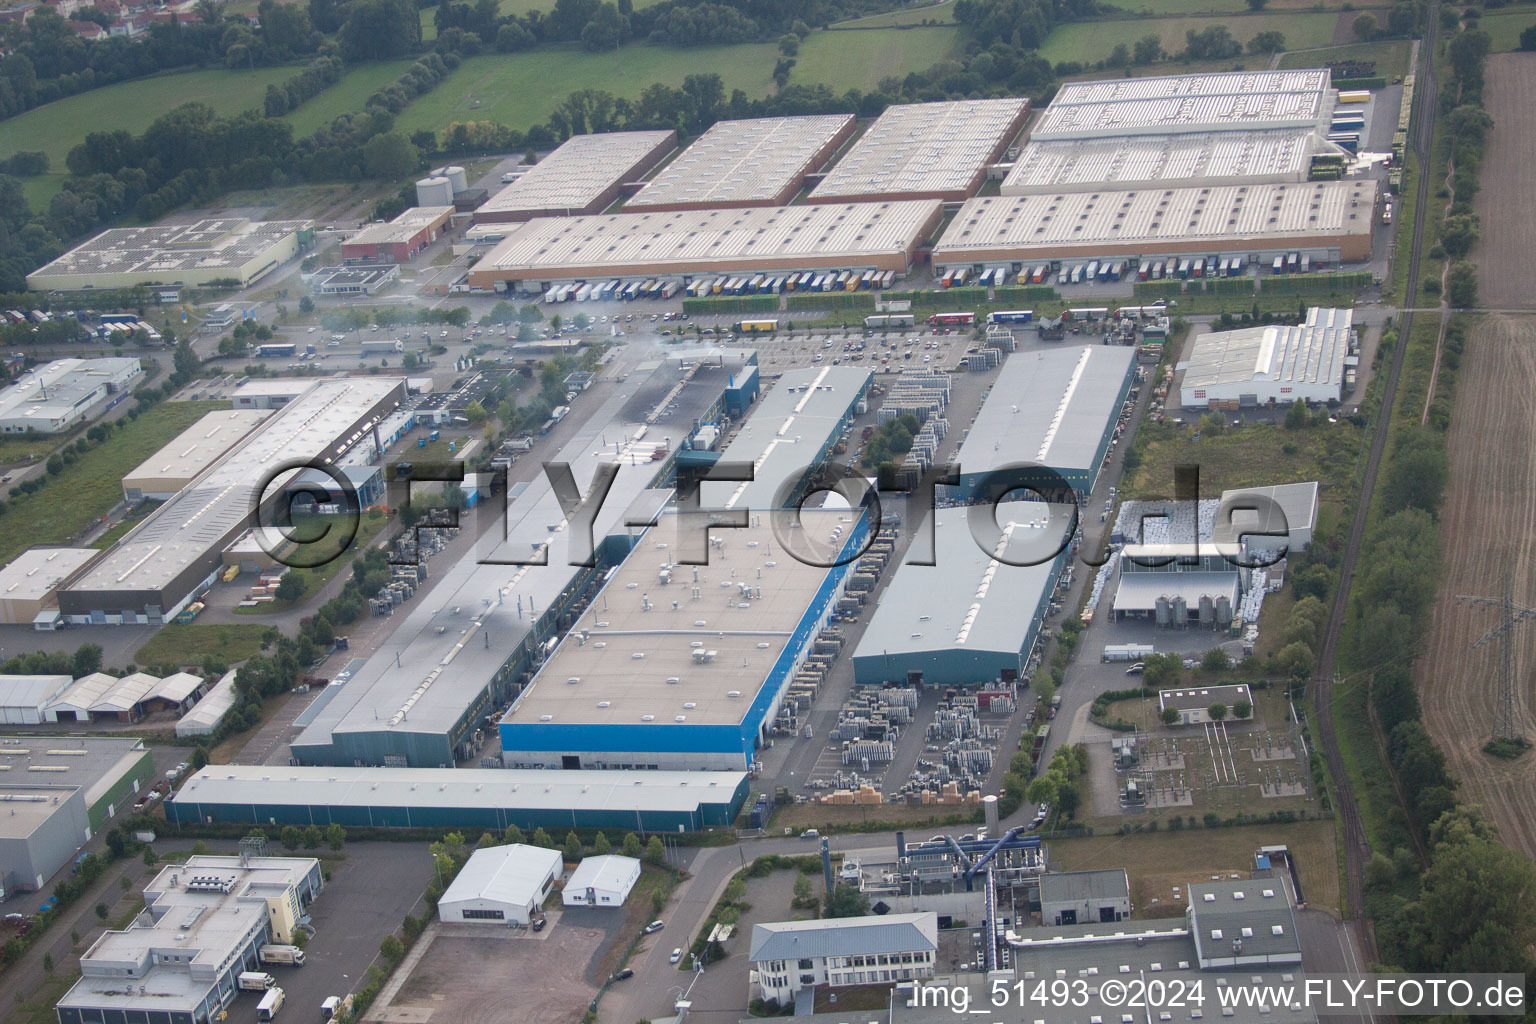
[1278,38,1412,78]
[1106,0,1366,13]
[134,622,273,670]
[0,399,230,566]
[793,26,963,92]
[834,0,956,27]
[282,59,418,136]
[0,66,297,214]
[1478,10,1536,52]
[1039,12,1341,64]
[394,43,779,136]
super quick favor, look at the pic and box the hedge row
[1261,271,1372,295]
[785,291,876,311]
[680,294,778,316]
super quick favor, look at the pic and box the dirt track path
[1416,315,1536,858]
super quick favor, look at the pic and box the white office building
[749,912,938,1006]
[562,854,641,908]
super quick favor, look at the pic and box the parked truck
[257,987,286,1022]
[258,944,306,966]
[239,972,277,991]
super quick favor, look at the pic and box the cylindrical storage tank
[1215,595,1233,627]
[416,176,453,207]
[1199,594,1215,626]
[439,165,468,194]
[983,794,999,834]
[1154,596,1172,628]
[1172,595,1187,625]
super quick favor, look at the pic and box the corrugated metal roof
[1002,130,1318,195]
[749,913,937,961]
[1039,869,1130,905]
[1036,70,1330,139]
[564,854,640,895]
[1181,308,1352,391]
[0,674,72,711]
[479,132,675,216]
[628,115,853,208]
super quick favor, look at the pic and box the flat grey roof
[170,765,748,813]
[27,218,310,280]
[1189,878,1302,960]
[121,409,269,487]
[1001,129,1320,195]
[0,548,96,603]
[935,181,1377,260]
[1034,70,1331,139]
[809,99,1028,200]
[957,345,1135,477]
[1161,683,1252,712]
[1039,868,1130,904]
[1112,572,1240,613]
[0,735,147,830]
[1212,482,1319,544]
[750,912,937,961]
[627,115,854,209]
[0,358,142,423]
[700,364,872,513]
[1181,308,1353,393]
[505,509,852,729]
[474,201,941,277]
[854,504,1073,662]
[346,205,453,246]
[478,131,675,216]
[66,378,405,596]
[291,353,752,749]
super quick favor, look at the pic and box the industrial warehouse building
[626,114,855,211]
[1212,481,1319,555]
[0,357,143,434]
[289,353,759,768]
[807,99,1029,203]
[852,505,1074,686]
[563,854,641,908]
[1180,307,1355,407]
[437,843,564,924]
[1030,70,1333,141]
[26,218,314,291]
[55,855,323,1024]
[0,548,96,627]
[175,669,239,739]
[1038,869,1131,926]
[1001,129,1323,196]
[466,201,943,291]
[1111,542,1246,624]
[59,378,406,625]
[165,766,751,832]
[499,509,866,771]
[934,180,1378,269]
[951,345,1136,501]
[0,674,73,723]
[120,409,269,501]
[341,205,454,262]
[0,736,153,895]
[475,130,677,223]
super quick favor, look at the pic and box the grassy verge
[234,510,394,616]
[1278,39,1413,80]
[134,623,273,671]
[0,400,229,565]
[14,971,79,1024]
[0,433,66,469]
[1039,12,1341,64]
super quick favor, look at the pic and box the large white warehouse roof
[1181,307,1354,407]
[627,115,855,210]
[1002,129,1322,195]
[1033,70,1333,139]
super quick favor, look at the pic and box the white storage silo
[438,165,469,194]
[416,176,453,207]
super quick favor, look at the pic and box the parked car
[669,948,684,964]
[1125,663,1145,675]
[645,920,665,934]
[611,969,634,981]
[801,829,820,839]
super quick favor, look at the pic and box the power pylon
[1457,573,1535,743]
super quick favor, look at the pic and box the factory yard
[1472,55,1536,309]
[1416,314,1536,859]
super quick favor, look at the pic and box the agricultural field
[1106,0,1381,13]
[0,66,296,212]
[0,399,230,566]
[1038,12,1341,65]
[1415,315,1536,860]
[282,58,418,137]
[834,0,956,26]
[393,43,780,136]
[1471,55,1536,309]
[792,25,963,92]
[1277,38,1412,79]
[1479,10,1536,52]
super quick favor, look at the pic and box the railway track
[1310,6,1441,956]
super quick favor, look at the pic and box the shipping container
[1084,260,1099,282]
[987,310,1034,324]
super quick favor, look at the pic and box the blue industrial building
[951,345,1136,502]
[166,766,751,832]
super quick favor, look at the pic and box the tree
[1382,428,1448,517]
[1521,24,1536,50]
[1026,776,1057,807]
[1107,42,1130,69]
[95,902,108,920]
[380,934,404,964]
[303,825,322,849]
[1446,261,1479,308]
[793,873,814,908]
[824,882,870,919]
[1232,698,1252,720]
[1133,34,1162,65]
[46,454,63,476]
[72,643,103,676]
[563,830,583,862]
[338,0,422,60]
[1142,652,1182,689]
[644,836,666,866]
[1161,706,1181,726]
[1246,0,1268,8]
[1201,647,1231,672]
[326,823,346,850]
[1208,702,1228,722]
[592,831,611,855]
[190,746,210,773]
[1247,30,1285,54]
[622,832,643,858]
[532,827,554,848]
[464,399,487,424]
[362,132,420,181]
[1353,12,1378,40]
[778,33,799,56]
[142,846,158,867]
[280,825,303,850]
[504,824,526,845]
[274,573,307,602]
